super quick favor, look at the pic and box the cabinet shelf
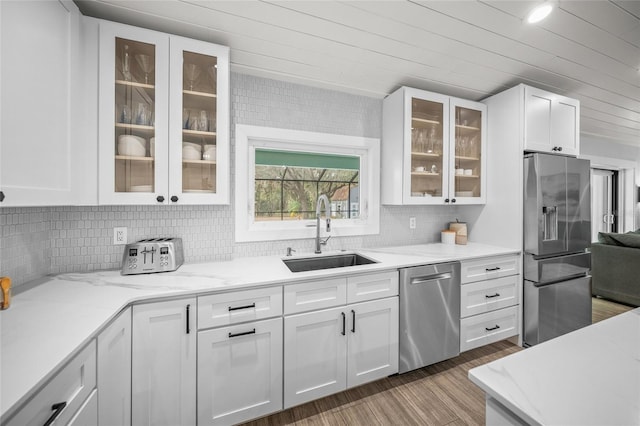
[454,174,480,179]
[115,79,155,90]
[115,123,155,133]
[412,117,440,126]
[182,159,217,165]
[182,129,216,137]
[183,89,217,98]
[411,151,441,158]
[115,155,154,162]
[455,155,480,161]
[455,124,481,131]
[411,172,441,177]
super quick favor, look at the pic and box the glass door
[450,100,486,204]
[99,22,169,205]
[114,37,156,194]
[409,97,446,202]
[169,37,229,204]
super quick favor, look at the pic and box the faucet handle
[286,247,296,256]
[320,235,331,246]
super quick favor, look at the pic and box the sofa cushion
[597,230,640,248]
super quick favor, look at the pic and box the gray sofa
[591,231,640,307]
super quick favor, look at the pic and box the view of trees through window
[254,149,360,222]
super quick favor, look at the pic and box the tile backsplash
[1,73,477,287]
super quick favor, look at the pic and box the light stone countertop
[0,242,518,421]
[469,307,640,425]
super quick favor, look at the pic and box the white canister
[441,230,456,245]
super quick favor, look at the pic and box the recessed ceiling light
[526,3,553,24]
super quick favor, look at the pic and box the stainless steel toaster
[121,238,184,275]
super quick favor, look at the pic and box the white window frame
[235,125,380,242]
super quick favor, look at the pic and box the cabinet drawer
[198,286,283,329]
[460,275,519,318]
[460,306,518,352]
[6,340,97,426]
[347,271,399,304]
[461,254,520,284]
[284,278,347,314]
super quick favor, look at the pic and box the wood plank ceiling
[75,0,640,146]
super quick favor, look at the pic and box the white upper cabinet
[0,0,95,207]
[524,85,580,156]
[98,20,229,205]
[382,86,486,205]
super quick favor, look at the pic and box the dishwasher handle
[410,272,452,285]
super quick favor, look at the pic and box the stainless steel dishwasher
[399,262,461,373]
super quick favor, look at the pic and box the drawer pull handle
[485,293,500,299]
[485,267,501,272]
[228,302,256,311]
[485,325,500,331]
[341,312,346,336]
[44,402,67,426]
[229,328,256,338]
[186,304,191,334]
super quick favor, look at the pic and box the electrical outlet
[409,217,416,229]
[114,227,127,245]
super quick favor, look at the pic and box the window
[235,125,380,242]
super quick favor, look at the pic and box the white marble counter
[1,243,517,420]
[469,308,640,425]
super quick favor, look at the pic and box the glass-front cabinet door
[448,99,487,204]
[168,36,229,204]
[98,21,229,205]
[404,90,450,205]
[99,22,169,205]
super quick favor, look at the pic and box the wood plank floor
[242,297,633,426]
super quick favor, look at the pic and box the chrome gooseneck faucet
[315,194,331,254]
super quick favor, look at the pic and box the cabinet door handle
[228,302,256,311]
[485,293,500,298]
[451,198,456,203]
[0,191,4,202]
[485,324,500,331]
[557,146,563,152]
[156,195,165,203]
[485,267,501,272]
[170,195,179,202]
[229,328,256,339]
[444,198,450,203]
[351,310,356,333]
[341,312,346,336]
[44,401,67,426]
[186,304,191,334]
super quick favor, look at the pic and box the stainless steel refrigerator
[523,153,592,346]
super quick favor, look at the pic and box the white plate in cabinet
[460,275,519,318]
[284,278,347,314]
[198,318,283,426]
[347,271,399,304]
[198,286,283,329]
[5,341,97,426]
[460,306,518,352]
[461,255,520,284]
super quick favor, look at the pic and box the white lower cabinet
[284,297,399,409]
[67,389,98,426]
[460,255,521,352]
[132,298,196,426]
[97,308,131,426]
[460,306,519,352]
[197,317,283,425]
[5,341,97,426]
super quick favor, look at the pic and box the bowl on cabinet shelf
[202,144,216,161]
[117,135,147,157]
[182,141,201,160]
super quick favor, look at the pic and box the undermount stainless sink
[283,253,378,273]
